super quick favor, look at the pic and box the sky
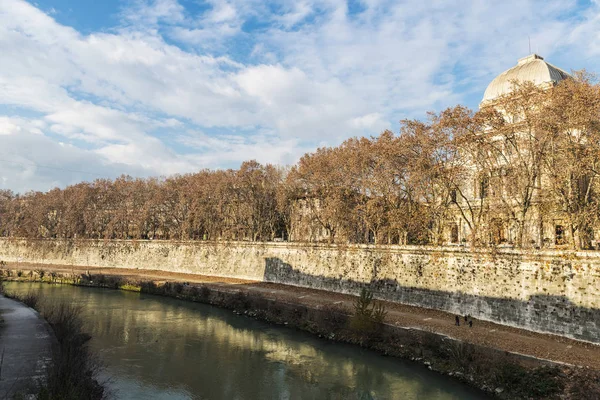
[0,0,599,193]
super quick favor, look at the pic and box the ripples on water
[6,282,489,400]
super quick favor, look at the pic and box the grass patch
[118,283,141,292]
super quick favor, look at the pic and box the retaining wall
[1,238,599,342]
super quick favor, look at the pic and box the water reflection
[6,283,488,400]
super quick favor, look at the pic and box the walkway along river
[6,282,488,400]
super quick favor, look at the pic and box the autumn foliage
[0,73,599,249]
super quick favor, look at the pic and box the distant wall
[1,238,599,343]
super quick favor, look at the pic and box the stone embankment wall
[1,238,599,343]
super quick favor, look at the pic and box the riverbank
[0,295,53,398]
[2,264,600,399]
[2,289,105,399]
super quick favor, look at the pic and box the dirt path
[9,262,600,370]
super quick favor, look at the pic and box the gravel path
[9,262,600,370]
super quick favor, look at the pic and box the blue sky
[1,0,599,192]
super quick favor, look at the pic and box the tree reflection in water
[6,282,488,400]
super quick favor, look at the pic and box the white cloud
[207,1,238,23]
[0,127,148,193]
[176,131,304,167]
[276,1,315,28]
[121,0,185,26]
[0,0,599,192]
[0,116,46,136]
[350,113,386,130]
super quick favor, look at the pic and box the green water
[6,282,489,400]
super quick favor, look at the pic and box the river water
[6,282,488,400]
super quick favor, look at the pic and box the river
[6,282,489,400]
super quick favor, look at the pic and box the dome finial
[518,53,544,65]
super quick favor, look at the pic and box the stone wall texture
[1,238,599,343]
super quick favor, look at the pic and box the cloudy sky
[0,0,599,193]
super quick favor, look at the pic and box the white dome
[481,54,570,104]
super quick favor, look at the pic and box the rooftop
[481,54,571,104]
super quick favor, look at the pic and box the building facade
[445,54,579,248]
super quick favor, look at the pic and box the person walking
[455,315,460,326]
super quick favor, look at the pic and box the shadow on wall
[263,257,600,343]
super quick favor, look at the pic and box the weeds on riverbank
[38,301,105,400]
[6,290,105,400]
[350,288,387,336]
[10,290,39,308]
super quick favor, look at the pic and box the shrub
[37,300,105,399]
[349,288,387,336]
[372,301,387,324]
[443,340,475,372]
[9,291,40,309]
[119,283,141,292]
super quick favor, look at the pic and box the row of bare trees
[1,73,599,248]
[0,162,287,241]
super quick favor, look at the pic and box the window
[503,168,517,197]
[450,223,459,244]
[490,219,506,244]
[578,175,591,200]
[555,225,565,245]
[479,177,489,199]
[489,171,502,198]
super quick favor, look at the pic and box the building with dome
[444,53,577,248]
[289,53,597,249]
[481,54,571,104]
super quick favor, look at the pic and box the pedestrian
[464,314,468,322]
[455,315,460,326]
[469,320,473,328]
